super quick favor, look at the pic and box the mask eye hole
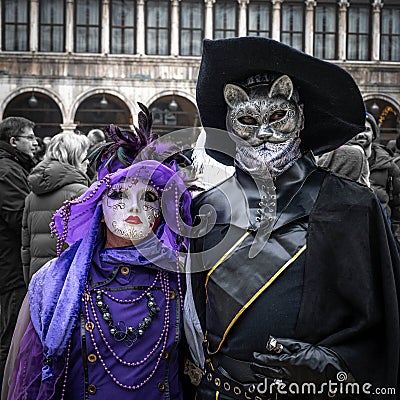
[269,110,287,123]
[141,190,158,203]
[108,189,127,200]
[238,116,257,126]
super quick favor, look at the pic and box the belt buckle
[184,359,204,387]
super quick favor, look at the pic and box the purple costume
[8,110,192,400]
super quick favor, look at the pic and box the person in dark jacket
[354,113,400,242]
[86,128,106,181]
[22,132,90,283]
[0,117,37,386]
[317,142,370,186]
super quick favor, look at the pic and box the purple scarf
[29,207,181,381]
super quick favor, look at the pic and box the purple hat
[51,103,192,254]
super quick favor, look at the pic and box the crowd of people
[0,36,399,400]
[317,111,400,243]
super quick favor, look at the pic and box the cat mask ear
[268,75,294,100]
[224,84,249,108]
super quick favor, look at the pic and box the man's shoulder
[0,147,24,168]
[192,174,237,210]
[371,143,394,164]
[318,170,377,209]
[0,156,28,182]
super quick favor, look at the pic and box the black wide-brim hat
[196,37,366,165]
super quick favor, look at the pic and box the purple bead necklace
[85,288,167,366]
[99,270,160,304]
[60,340,72,400]
[82,270,171,390]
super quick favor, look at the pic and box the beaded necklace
[60,341,71,400]
[92,270,161,347]
[81,270,172,390]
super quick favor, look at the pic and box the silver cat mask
[224,75,304,178]
[224,74,304,146]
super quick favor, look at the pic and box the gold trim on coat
[205,230,252,300]
[206,244,307,354]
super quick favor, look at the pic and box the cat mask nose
[256,126,274,140]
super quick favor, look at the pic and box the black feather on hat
[196,37,366,165]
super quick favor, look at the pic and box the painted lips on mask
[125,216,142,224]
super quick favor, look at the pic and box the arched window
[365,99,399,143]
[281,1,305,51]
[39,0,66,52]
[314,0,337,60]
[2,0,29,51]
[3,92,63,137]
[149,96,200,146]
[74,94,131,133]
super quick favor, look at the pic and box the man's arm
[0,166,29,235]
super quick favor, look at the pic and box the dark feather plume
[86,103,156,174]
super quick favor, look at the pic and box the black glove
[252,336,351,386]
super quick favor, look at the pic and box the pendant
[94,289,160,348]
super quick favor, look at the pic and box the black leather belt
[202,361,277,400]
[213,353,256,382]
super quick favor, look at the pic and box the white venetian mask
[101,178,161,244]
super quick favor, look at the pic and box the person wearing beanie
[355,112,400,243]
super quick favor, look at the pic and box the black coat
[189,155,400,399]
[368,143,400,218]
[0,142,34,292]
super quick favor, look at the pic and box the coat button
[82,293,90,302]
[85,321,94,331]
[169,290,176,300]
[88,384,97,394]
[88,353,97,363]
[158,382,166,392]
[120,266,130,275]
[161,351,169,360]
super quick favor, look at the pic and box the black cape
[189,155,400,399]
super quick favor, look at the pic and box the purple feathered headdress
[87,102,191,180]
[88,102,155,179]
[51,103,193,254]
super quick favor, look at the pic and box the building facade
[0,0,399,142]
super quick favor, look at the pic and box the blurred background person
[0,116,36,388]
[390,132,400,159]
[32,137,45,165]
[354,112,400,242]
[86,128,106,181]
[42,136,52,149]
[318,141,370,187]
[21,132,90,284]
